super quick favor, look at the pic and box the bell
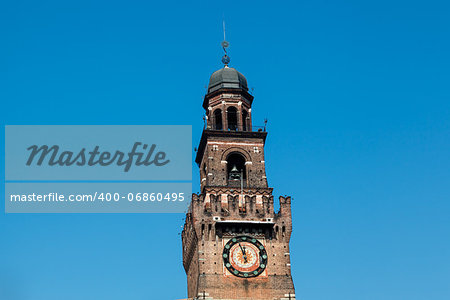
[230,165,241,180]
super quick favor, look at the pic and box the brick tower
[181,50,296,300]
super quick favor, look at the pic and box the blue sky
[1,0,450,299]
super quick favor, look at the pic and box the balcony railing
[205,125,266,132]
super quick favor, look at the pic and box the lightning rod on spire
[221,19,230,66]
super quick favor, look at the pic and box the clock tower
[181,47,296,300]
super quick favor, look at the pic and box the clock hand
[238,243,248,263]
[239,242,245,254]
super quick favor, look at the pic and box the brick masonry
[181,69,296,300]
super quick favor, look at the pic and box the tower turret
[182,42,296,300]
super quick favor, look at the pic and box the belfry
[181,42,296,300]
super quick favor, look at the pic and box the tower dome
[207,66,248,94]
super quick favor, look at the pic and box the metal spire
[221,19,230,66]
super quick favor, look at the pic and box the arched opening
[227,107,238,131]
[214,109,222,130]
[226,152,246,187]
[242,110,248,131]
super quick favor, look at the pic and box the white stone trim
[208,141,264,146]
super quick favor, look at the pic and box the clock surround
[222,235,268,278]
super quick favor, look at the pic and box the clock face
[223,236,268,278]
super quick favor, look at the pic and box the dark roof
[207,67,248,93]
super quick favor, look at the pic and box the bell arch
[226,152,247,186]
[220,147,252,162]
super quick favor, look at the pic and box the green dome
[208,67,248,94]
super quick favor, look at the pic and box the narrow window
[242,110,248,131]
[227,107,238,131]
[214,109,222,130]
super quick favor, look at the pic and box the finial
[221,20,230,66]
